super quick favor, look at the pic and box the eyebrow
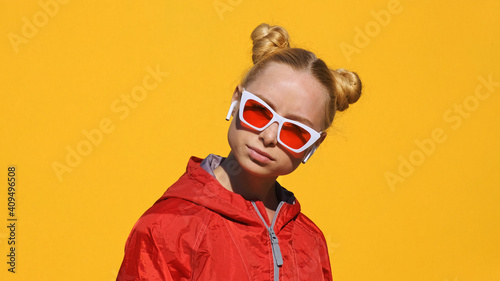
[253,92,316,128]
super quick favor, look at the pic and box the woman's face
[227,62,328,178]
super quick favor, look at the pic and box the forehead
[245,62,328,130]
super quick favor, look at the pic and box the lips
[247,145,274,163]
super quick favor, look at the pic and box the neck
[213,152,279,211]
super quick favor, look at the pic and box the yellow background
[1,0,499,280]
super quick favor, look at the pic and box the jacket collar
[154,155,302,230]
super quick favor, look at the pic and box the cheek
[227,118,249,152]
[274,147,304,175]
[287,155,303,172]
[227,113,256,149]
[227,119,238,148]
[281,145,306,163]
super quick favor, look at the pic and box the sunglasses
[228,89,323,154]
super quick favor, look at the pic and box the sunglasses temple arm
[226,101,238,121]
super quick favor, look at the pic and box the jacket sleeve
[116,213,174,281]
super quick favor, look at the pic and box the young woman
[117,23,362,281]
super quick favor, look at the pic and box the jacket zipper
[252,201,285,281]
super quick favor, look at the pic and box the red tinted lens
[242,99,273,128]
[280,122,311,150]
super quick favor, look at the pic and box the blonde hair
[241,23,362,130]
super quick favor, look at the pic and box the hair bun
[332,68,362,112]
[250,23,290,64]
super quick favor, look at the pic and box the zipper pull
[269,228,283,266]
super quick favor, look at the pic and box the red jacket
[117,156,332,281]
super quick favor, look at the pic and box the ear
[226,85,243,121]
[231,84,243,102]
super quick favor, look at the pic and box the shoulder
[294,212,328,244]
[127,197,213,249]
[293,212,332,273]
[119,197,213,280]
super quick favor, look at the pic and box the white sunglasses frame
[229,89,323,154]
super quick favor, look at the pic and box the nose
[258,122,279,147]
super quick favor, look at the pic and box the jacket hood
[153,156,302,229]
